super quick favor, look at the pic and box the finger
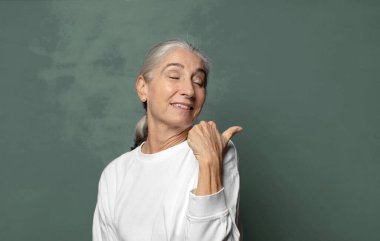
[222,126,243,142]
[208,121,216,127]
[208,121,218,132]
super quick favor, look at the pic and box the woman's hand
[187,121,243,196]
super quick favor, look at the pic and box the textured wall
[1,0,379,240]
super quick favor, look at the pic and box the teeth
[173,103,191,110]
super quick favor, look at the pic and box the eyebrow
[161,62,207,76]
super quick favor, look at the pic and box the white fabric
[92,139,241,241]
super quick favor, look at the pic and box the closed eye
[193,78,204,87]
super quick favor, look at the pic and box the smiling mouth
[171,103,193,111]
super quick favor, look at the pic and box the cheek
[148,84,176,111]
[153,82,175,97]
[196,90,206,105]
[149,83,167,98]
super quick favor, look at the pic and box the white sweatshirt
[92,139,241,241]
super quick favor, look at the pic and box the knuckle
[193,127,200,132]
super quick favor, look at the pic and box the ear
[136,75,148,102]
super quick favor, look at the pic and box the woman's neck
[141,124,192,154]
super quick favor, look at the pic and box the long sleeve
[92,164,119,241]
[185,140,241,241]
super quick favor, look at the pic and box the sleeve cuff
[187,187,228,218]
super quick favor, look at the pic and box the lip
[171,102,193,108]
[171,102,194,111]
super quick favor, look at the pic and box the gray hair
[131,39,211,150]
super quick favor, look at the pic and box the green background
[1,0,379,240]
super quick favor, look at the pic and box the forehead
[158,48,205,70]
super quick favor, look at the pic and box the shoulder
[98,150,136,186]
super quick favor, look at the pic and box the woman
[92,39,243,241]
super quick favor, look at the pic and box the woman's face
[139,47,207,130]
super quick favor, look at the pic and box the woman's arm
[194,153,223,195]
[186,121,242,240]
[186,140,241,241]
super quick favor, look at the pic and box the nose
[179,79,195,98]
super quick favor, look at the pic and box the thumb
[222,126,243,142]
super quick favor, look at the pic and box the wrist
[198,152,221,168]
[196,164,223,196]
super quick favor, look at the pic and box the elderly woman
[92,39,243,241]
